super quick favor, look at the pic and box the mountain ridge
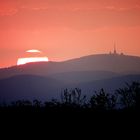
[0,74,140,102]
[0,54,140,79]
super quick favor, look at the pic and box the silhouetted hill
[0,75,64,103]
[0,54,140,79]
[49,70,120,84]
[0,54,140,102]
[76,74,140,94]
[0,74,140,103]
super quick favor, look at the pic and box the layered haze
[0,54,140,102]
[0,0,140,102]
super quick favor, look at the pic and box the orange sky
[0,0,140,68]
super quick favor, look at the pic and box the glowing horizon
[17,57,49,65]
[0,0,140,68]
[26,50,42,53]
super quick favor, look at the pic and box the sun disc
[17,57,49,65]
[26,49,41,53]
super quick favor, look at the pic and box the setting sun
[17,57,49,65]
[17,49,49,65]
[26,50,42,53]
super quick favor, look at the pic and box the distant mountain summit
[65,54,140,73]
[0,54,140,79]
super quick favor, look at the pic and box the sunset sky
[0,0,140,68]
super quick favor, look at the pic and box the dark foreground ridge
[0,82,139,114]
[0,82,139,131]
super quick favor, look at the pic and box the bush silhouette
[116,82,140,109]
[90,89,117,110]
[11,100,32,107]
[61,88,86,107]
[0,82,139,112]
[33,100,42,108]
